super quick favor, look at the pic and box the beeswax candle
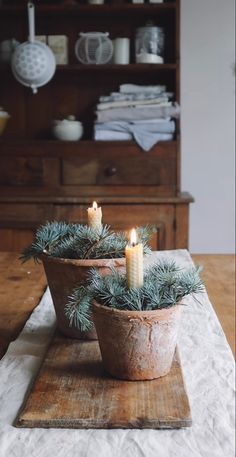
[125,228,143,288]
[87,201,102,231]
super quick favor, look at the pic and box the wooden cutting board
[15,332,192,429]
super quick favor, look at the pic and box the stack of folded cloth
[94,83,180,151]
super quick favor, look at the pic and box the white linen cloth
[94,119,175,134]
[0,250,235,457]
[96,97,170,111]
[96,103,180,123]
[99,92,174,103]
[119,84,167,94]
[94,119,175,151]
[94,130,133,141]
[94,130,173,151]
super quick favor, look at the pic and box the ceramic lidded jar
[135,23,165,64]
[52,115,84,141]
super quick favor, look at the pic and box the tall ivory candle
[125,228,143,288]
[87,201,102,231]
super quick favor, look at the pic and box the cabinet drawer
[0,157,43,187]
[62,142,177,188]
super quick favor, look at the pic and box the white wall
[181,0,235,253]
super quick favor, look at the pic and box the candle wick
[131,242,136,247]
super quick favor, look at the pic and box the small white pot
[52,116,84,141]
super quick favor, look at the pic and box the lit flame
[92,201,97,210]
[130,228,137,246]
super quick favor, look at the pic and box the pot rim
[39,253,126,267]
[93,299,182,319]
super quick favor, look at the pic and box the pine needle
[20,221,154,262]
[65,259,204,331]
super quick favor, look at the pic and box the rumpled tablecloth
[0,250,235,457]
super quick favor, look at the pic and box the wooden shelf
[0,63,178,74]
[57,63,177,72]
[0,139,178,157]
[0,3,176,16]
[0,192,194,205]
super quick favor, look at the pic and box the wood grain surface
[16,333,192,429]
[0,252,46,359]
[192,254,235,356]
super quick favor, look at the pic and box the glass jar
[135,24,165,64]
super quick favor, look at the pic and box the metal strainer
[11,2,56,94]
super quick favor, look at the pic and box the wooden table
[0,252,235,359]
[0,252,46,359]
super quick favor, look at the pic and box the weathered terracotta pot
[93,301,182,380]
[40,254,125,340]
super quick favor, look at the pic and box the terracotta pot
[93,301,182,380]
[40,254,125,340]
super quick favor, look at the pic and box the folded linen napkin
[96,97,170,111]
[94,121,174,151]
[96,103,180,123]
[94,129,173,151]
[119,83,167,94]
[94,130,132,141]
[94,119,175,134]
[99,91,174,102]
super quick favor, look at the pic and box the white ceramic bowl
[52,119,84,141]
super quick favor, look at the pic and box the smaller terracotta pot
[93,301,182,380]
[41,254,125,340]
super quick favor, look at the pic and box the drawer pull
[105,166,117,177]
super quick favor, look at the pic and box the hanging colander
[75,32,113,65]
[11,2,56,94]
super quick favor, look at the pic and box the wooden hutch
[0,0,193,251]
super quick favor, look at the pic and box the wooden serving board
[15,332,192,429]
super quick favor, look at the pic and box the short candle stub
[87,201,102,232]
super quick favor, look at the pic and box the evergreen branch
[65,286,93,332]
[65,259,204,330]
[21,221,153,262]
[82,226,113,259]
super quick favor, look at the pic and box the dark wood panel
[0,139,178,156]
[0,203,54,223]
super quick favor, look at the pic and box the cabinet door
[102,204,175,250]
[54,203,175,251]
